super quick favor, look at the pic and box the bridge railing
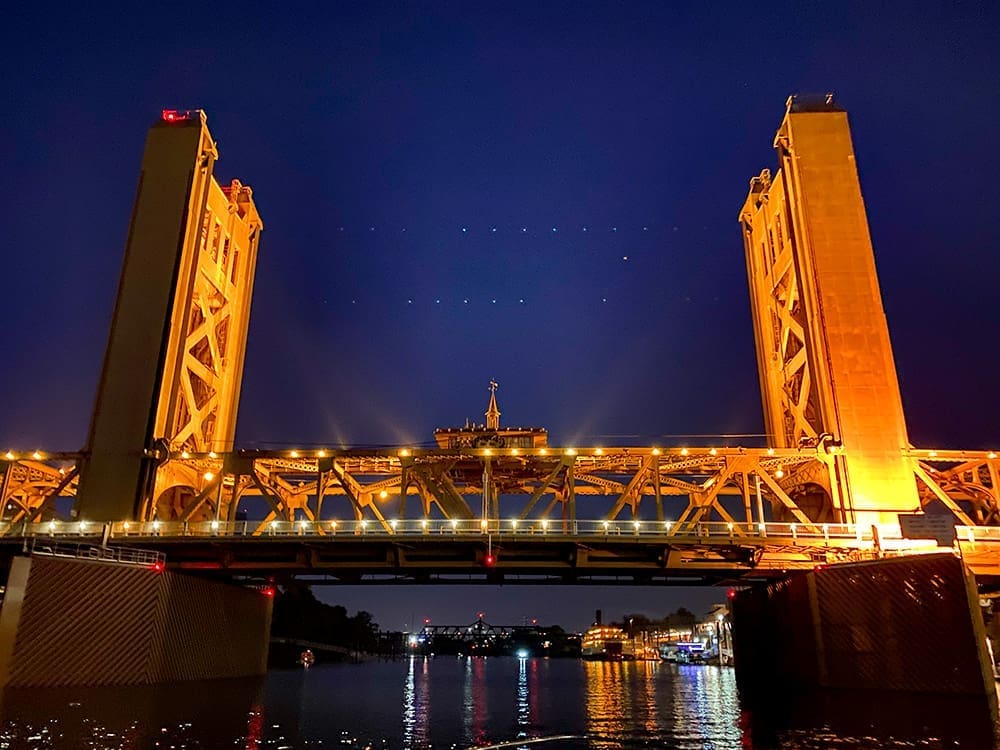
[27,538,165,567]
[0,518,914,547]
[956,526,1000,543]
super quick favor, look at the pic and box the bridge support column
[732,554,996,706]
[0,556,271,687]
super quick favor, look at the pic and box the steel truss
[3,447,998,534]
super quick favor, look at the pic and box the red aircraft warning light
[485,553,496,567]
[161,109,198,123]
[262,586,276,597]
[151,560,165,573]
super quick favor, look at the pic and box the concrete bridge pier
[731,554,997,712]
[0,555,271,687]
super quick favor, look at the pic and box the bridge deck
[0,519,975,586]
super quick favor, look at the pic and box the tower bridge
[1,97,999,692]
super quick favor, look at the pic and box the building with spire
[485,379,500,429]
[434,381,548,449]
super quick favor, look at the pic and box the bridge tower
[75,110,262,522]
[739,95,918,526]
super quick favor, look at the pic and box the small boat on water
[299,649,315,668]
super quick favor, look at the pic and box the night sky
[2,3,998,632]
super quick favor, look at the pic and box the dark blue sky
[2,2,998,629]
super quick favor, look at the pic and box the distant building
[434,381,547,449]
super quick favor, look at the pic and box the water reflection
[584,661,634,746]
[516,656,529,739]
[670,664,742,748]
[0,660,994,749]
[742,687,998,749]
[0,677,264,749]
[463,656,489,747]
[401,656,430,750]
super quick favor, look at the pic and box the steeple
[485,380,500,430]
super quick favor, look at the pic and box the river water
[0,658,996,749]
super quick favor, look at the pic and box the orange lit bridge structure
[3,97,1000,694]
[3,99,1000,586]
[4,442,1000,585]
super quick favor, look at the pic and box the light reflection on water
[0,658,995,749]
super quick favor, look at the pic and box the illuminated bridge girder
[4,448,998,533]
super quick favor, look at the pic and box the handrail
[28,538,165,567]
[0,518,917,548]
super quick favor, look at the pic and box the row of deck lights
[166,448,1000,461]
[170,446,788,459]
[4,450,48,461]
[47,518,841,540]
[8,449,999,462]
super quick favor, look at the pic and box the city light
[516,649,530,659]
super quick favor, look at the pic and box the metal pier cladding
[0,97,998,701]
